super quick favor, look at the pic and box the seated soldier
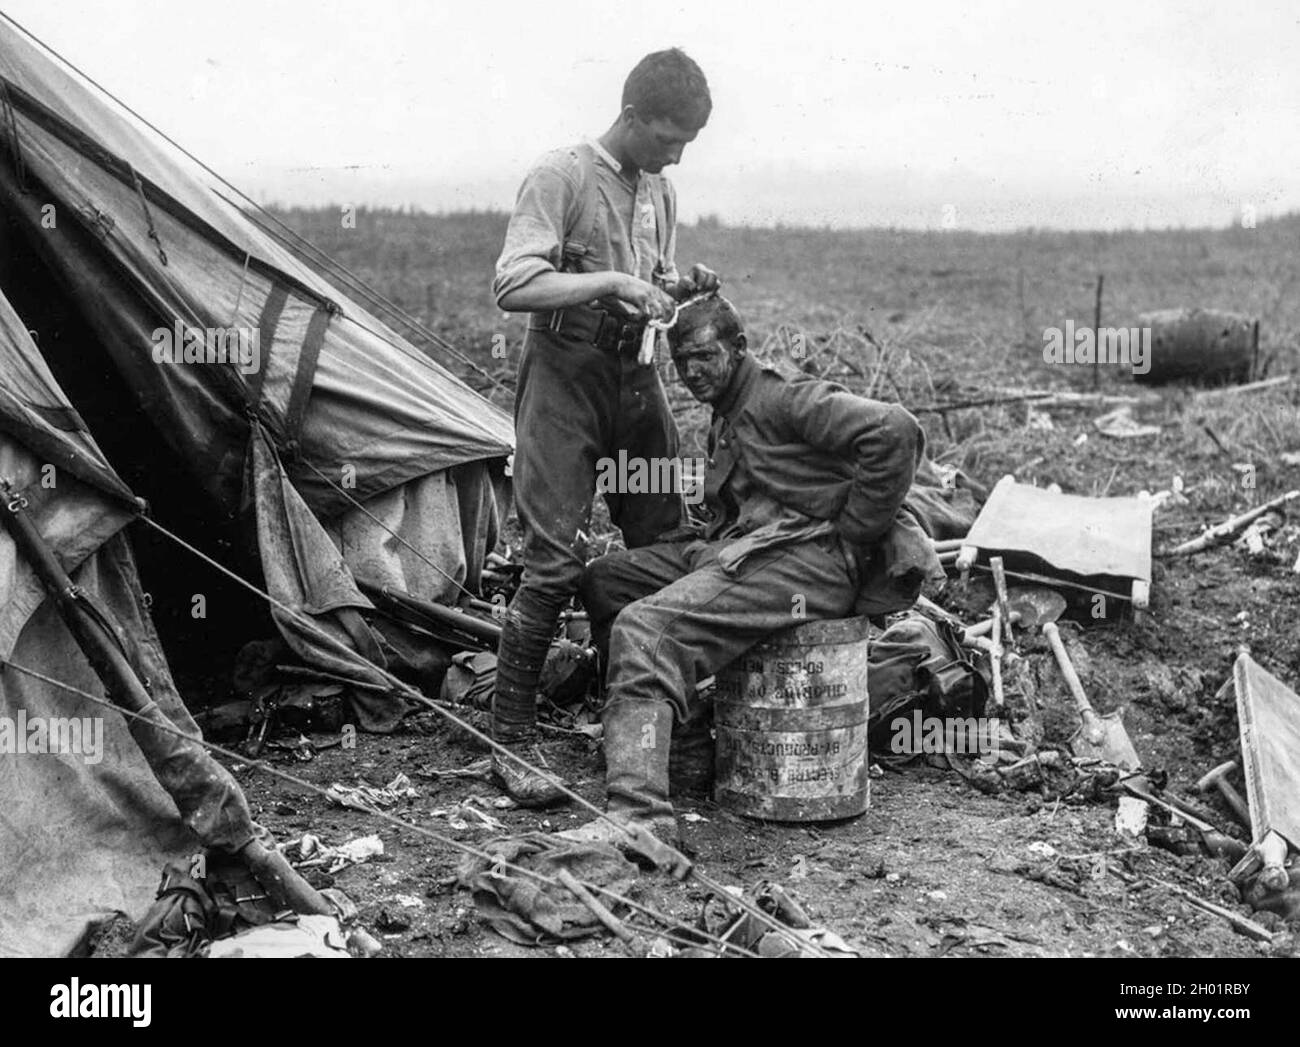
[561,294,931,848]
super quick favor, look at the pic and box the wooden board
[1234,653,1300,850]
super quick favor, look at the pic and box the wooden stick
[1165,490,1300,557]
[915,594,966,629]
[556,868,635,944]
[1151,877,1276,943]
[1092,274,1104,392]
[1108,868,1275,943]
[911,390,1147,415]
[1194,375,1290,401]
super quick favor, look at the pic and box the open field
[224,208,1300,958]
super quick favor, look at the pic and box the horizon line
[254,202,1300,238]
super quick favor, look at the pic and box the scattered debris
[1235,512,1282,557]
[326,773,419,813]
[697,880,858,957]
[418,757,494,782]
[1108,866,1278,944]
[433,803,508,833]
[1114,796,1150,837]
[1166,490,1300,557]
[1094,406,1161,439]
[206,915,351,959]
[1148,475,1189,514]
[288,833,385,874]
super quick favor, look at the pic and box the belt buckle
[593,312,621,351]
[616,320,644,354]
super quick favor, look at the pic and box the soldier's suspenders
[545,144,672,335]
[651,178,673,285]
[559,143,602,275]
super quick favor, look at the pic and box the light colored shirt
[492,139,679,308]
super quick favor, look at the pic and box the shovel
[972,586,1066,712]
[1043,620,1141,771]
[1005,586,1066,632]
[963,586,1066,639]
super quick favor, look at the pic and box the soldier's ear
[732,333,748,357]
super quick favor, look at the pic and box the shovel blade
[1070,711,1141,772]
[1006,586,1066,629]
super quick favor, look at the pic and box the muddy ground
[225,463,1300,958]
[115,213,1300,958]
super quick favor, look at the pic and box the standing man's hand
[670,263,720,300]
[613,274,677,321]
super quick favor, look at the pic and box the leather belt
[528,305,646,353]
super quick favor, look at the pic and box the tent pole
[0,481,331,919]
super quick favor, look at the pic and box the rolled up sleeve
[492,156,579,308]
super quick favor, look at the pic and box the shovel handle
[1043,621,1099,725]
[990,556,1014,646]
[989,604,1005,709]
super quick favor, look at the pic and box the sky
[2,0,1297,230]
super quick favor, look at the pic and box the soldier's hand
[615,274,676,321]
[674,263,720,299]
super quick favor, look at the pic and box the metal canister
[713,616,871,822]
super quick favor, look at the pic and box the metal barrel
[1135,308,1256,385]
[713,616,871,822]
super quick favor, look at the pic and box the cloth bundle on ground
[866,614,988,749]
[130,850,291,957]
[439,641,595,711]
[456,833,639,946]
[908,458,988,539]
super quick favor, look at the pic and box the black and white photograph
[0,0,1296,1009]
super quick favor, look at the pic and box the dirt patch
[208,211,1300,958]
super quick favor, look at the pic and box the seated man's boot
[491,614,568,808]
[559,699,678,851]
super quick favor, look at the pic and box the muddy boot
[491,603,568,807]
[669,702,715,798]
[559,700,678,851]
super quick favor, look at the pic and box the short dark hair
[668,294,744,348]
[623,48,712,130]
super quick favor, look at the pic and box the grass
[250,206,1300,958]
[270,206,1300,523]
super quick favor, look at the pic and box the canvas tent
[0,15,514,955]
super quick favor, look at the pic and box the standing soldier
[490,49,720,803]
